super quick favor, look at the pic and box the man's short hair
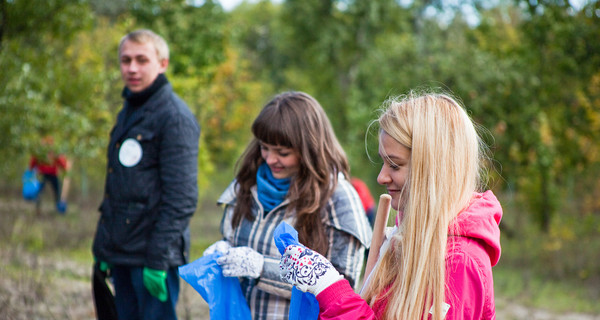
[118,29,169,61]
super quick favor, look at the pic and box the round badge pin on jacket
[119,138,143,167]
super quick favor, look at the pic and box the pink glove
[279,245,343,295]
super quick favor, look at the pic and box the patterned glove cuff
[312,272,343,296]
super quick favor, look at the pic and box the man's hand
[143,267,168,302]
[216,246,264,278]
[94,257,113,275]
[279,245,343,296]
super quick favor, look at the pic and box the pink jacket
[317,190,502,320]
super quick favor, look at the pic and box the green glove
[143,267,168,302]
[94,257,112,273]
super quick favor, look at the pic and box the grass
[494,266,600,315]
[1,183,600,319]
[493,190,600,317]
[0,185,220,319]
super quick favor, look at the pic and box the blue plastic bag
[179,253,251,320]
[22,169,41,201]
[273,221,320,320]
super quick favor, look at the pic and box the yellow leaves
[543,221,575,252]
[543,238,562,251]
[552,224,576,242]
[537,111,553,147]
[581,73,600,132]
[494,120,507,135]
[508,142,522,162]
[198,44,272,168]
[566,72,600,164]
[64,20,117,73]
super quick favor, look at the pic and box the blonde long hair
[119,29,169,62]
[361,91,485,320]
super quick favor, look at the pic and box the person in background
[203,91,372,320]
[280,90,502,320]
[91,29,200,320]
[29,135,70,215]
[351,177,376,227]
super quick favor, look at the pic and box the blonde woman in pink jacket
[280,90,503,320]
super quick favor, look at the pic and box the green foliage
[125,0,228,77]
[196,46,273,171]
[0,0,118,183]
[482,0,600,231]
[1,0,600,307]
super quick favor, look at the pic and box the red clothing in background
[30,155,68,176]
[351,178,375,212]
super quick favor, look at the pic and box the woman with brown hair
[204,91,372,320]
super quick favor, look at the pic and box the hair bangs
[251,106,294,148]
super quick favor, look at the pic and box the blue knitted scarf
[256,162,291,212]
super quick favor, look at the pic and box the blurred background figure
[29,135,71,215]
[91,29,200,320]
[351,177,376,227]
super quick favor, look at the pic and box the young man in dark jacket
[92,29,200,320]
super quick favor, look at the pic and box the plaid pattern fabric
[217,176,372,320]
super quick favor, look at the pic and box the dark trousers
[38,174,61,203]
[112,266,180,320]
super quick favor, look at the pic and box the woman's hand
[279,245,343,295]
[202,240,232,256]
[217,246,264,279]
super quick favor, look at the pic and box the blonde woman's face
[259,141,300,179]
[377,132,411,211]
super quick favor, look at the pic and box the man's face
[119,39,168,93]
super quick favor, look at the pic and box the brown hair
[231,91,349,254]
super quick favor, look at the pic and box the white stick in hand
[363,194,392,282]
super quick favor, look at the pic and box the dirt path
[0,250,210,320]
[2,253,599,320]
[0,195,206,320]
[496,297,600,320]
[1,196,598,319]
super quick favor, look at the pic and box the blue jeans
[38,174,61,203]
[112,266,180,320]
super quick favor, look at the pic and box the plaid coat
[217,175,372,320]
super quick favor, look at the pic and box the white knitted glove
[217,246,264,278]
[203,240,232,256]
[279,245,343,296]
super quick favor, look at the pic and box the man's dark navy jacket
[93,78,200,271]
